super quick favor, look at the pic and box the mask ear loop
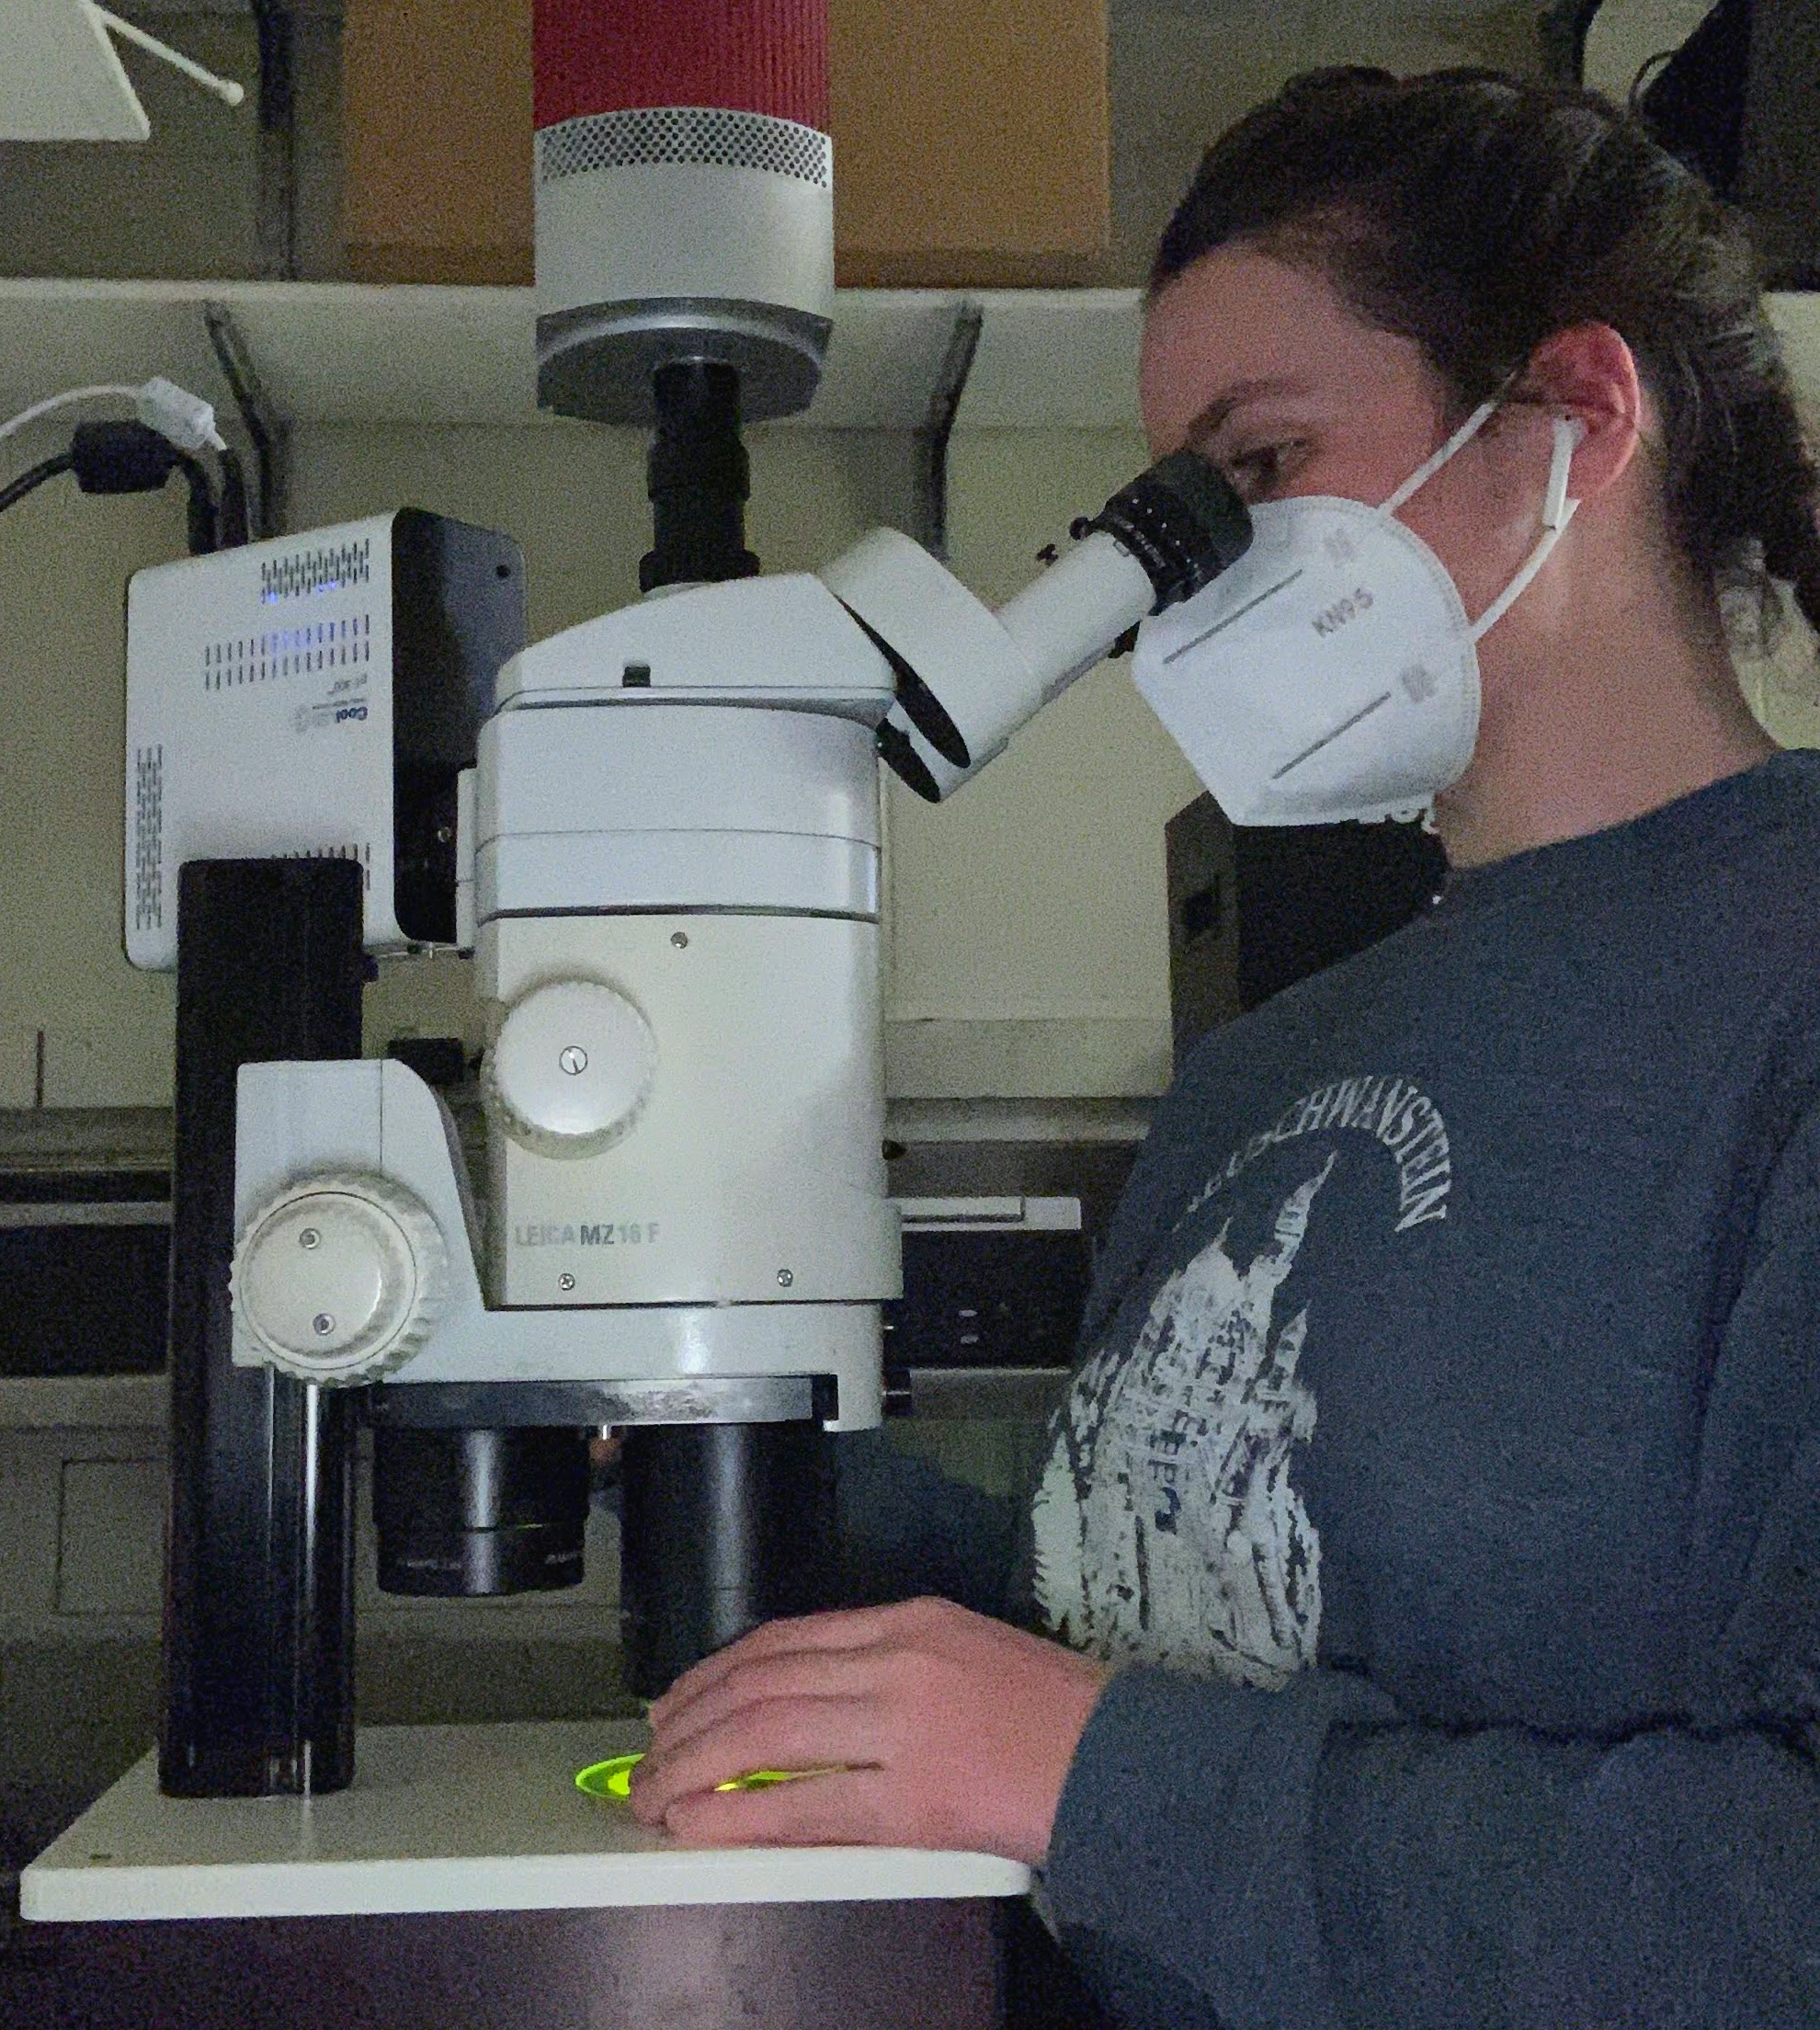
[1378,397,1503,517]
[1465,415,1585,643]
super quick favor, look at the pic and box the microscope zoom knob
[483,979,656,1159]
[231,1173,445,1386]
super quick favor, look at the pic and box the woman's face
[1139,243,1561,645]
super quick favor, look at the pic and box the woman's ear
[1519,322,1644,502]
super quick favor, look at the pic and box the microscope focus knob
[483,979,656,1159]
[231,1174,445,1386]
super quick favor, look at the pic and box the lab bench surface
[24,1718,1029,1921]
[11,1719,1059,2030]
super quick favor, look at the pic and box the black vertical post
[249,0,299,282]
[161,859,366,1797]
[620,1421,836,1701]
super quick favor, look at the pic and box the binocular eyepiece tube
[854,448,1254,804]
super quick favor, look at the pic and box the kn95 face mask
[1131,402,1583,827]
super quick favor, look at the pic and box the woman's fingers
[647,1604,913,1725]
[633,1599,1109,1863]
[645,1645,887,1761]
[629,1695,885,1826]
[658,1767,900,1850]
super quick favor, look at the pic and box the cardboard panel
[829,0,1110,286]
[341,0,536,286]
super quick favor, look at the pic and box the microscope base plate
[21,1719,1029,1923]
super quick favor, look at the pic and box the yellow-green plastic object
[575,1752,830,1801]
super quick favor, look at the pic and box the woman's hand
[627,1596,1112,1865]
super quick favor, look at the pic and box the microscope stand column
[161,857,366,1797]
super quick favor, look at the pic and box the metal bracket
[912,300,984,560]
[249,1,298,280]
[203,302,289,539]
[367,1375,823,1429]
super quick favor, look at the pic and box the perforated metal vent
[539,107,832,188]
[203,612,374,691]
[132,745,163,931]
[260,538,372,604]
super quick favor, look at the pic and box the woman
[631,68,1820,2026]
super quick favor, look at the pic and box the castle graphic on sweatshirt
[1031,1154,1332,1687]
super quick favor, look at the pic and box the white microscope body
[225,512,1214,1435]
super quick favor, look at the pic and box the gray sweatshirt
[845,750,1820,2028]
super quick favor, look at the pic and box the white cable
[0,378,227,457]
[89,7,246,108]
[0,384,141,450]
[1466,505,1578,644]
[1379,400,1501,517]
[1542,415,1586,531]
[1466,416,1584,644]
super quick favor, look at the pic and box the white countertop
[21,1719,1030,1922]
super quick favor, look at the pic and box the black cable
[0,452,74,517]
[3,425,223,555]
[216,444,250,548]
[174,450,219,554]
[67,421,221,555]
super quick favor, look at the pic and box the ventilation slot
[203,611,374,690]
[289,841,373,892]
[539,107,832,188]
[132,746,164,931]
[260,537,372,604]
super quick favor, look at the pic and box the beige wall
[887,429,1200,1098]
[0,480,190,1108]
[1108,0,1548,282]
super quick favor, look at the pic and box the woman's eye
[1224,443,1301,500]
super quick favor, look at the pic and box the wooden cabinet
[342,0,535,286]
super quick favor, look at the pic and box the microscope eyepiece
[828,448,1254,804]
[1079,449,1253,612]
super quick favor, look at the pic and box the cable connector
[65,421,220,552]
[70,420,180,494]
[135,376,225,454]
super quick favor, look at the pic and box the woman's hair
[1154,67,1820,641]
